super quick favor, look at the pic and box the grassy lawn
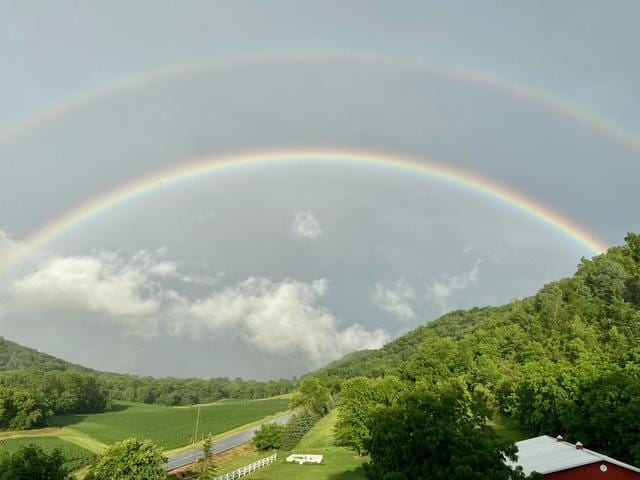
[233,409,366,480]
[492,414,533,443]
[0,436,95,471]
[214,444,265,475]
[49,398,289,450]
[213,411,530,480]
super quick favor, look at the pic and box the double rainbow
[0,53,617,272]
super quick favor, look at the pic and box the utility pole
[192,405,202,445]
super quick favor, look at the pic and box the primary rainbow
[0,149,607,273]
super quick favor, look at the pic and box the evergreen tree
[194,435,217,480]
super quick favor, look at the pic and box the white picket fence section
[216,453,277,480]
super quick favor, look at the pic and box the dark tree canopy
[364,380,535,480]
[85,438,167,480]
[0,444,71,480]
[253,423,285,451]
[290,376,332,417]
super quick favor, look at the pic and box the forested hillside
[0,337,91,372]
[319,233,640,470]
[320,305,504,378]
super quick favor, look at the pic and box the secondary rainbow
[0,149,608,273]
[1,52,640,156]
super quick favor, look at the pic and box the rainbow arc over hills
[0,149,608,274]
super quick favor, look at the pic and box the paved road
[165,412,293,471]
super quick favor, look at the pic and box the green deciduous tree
[0,388,47,430]
[335,376,404,455]
[364,380,534,480]
[564,367,640,465]
[290,377,332,417]
[253,423,284,451]
[85,438,167,480]
[0,443,71,480]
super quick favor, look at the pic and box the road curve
[166,412,293,472]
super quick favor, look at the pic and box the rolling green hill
[321,236,640,384]
[0,336,91,372]
[0,337,294,410]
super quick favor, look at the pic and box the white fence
[216,453,277,480]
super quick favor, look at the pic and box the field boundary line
[55,427,109,453]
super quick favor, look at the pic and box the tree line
[99,374,294,406]
[0,368,294,431]
[0,370,107,430]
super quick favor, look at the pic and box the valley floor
[214,409,367,480]
[0,397,290,476]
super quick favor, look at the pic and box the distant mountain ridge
[0,336,92,373]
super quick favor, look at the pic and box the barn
[509,435,640,479]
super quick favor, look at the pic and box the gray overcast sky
[0,1,639,379]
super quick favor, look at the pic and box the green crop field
[0,436,95,471]
[49,398,289,450]
[224,409,366,480]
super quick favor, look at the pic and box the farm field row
[48,398,290,450]
[0,437,95,471]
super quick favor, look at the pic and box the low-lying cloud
[10,249,388,367]
[12,251,162,320]
[172,276,388,367]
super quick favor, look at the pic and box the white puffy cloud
[371,278,417,321]
[10,247,387,366]
[291,210,323,240]
[428,260,482,311]
[170,276,388,367]
[12,251,160,318]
